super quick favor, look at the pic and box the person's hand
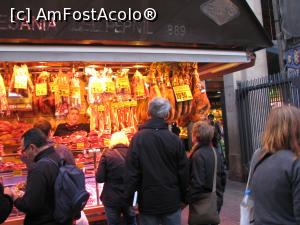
[4,187,13,196]
[4,187,21,201]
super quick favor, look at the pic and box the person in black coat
[96,131,136,225]
[0,182,13,223]
[251,106,300,225]
[187,121,226,225]
[125,97,189,225]
[4,128,72,225]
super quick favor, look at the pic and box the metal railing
[236,72,300,172]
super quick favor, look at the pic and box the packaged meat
[115,68,131,100]
[70,76,81,109]
[34,71,55,114]
[9,65,34,98]
[131,70,148,100]
[54,71,70,118]
[0,73,8,112]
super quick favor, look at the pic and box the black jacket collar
[140,118,168,130]
[34,146,55,162]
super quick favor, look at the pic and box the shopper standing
[187,121,226,225]
[125,97,189,225]
[251,106,300,225]
[96,131,136,225]
[4,128,72,225]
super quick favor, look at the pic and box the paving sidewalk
[181,180,246,225]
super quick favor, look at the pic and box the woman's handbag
[188,148,220,225]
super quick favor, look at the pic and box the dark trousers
[140,209,181,225]
[104,206,137,225]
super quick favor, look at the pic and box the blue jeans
[104,206,137,225]
[140,209,181,225]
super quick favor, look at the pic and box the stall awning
[0,45,251,63]
[0,0,272,51]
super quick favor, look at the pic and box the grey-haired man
[125,97,189,225]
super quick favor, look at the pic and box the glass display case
[0,146,106,224]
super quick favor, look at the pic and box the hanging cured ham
[171,67,183,121]
[189,63,211,122]
[157,64,176,122]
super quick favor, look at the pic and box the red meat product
[161,65,176,122]
[34,71,55,114]
[110,99,120,133]
[148,64,161,99]
[171,68,182,121]
[189,63,211,122]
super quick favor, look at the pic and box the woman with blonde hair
[96,131,136,225]
[251,105,300,225]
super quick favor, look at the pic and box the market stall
[0,0,272,224]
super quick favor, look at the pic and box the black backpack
[42,158,90,223]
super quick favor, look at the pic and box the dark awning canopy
[0,0,272,51]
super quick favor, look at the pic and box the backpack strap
[246,149,271,190]
[212,147,217,193]
[112,148,126,162]
[39,157,60,168]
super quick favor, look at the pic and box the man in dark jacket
[0,182,13,223]
[4,128,72,225]
[125,97,189,225]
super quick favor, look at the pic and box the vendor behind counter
[54,107,90,136]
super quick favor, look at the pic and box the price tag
[111,102,119,109]
[49,82,57,92]
[77,162,84,169]
[103,139,110,147]
[14,74,28,89]
[130,100,138,107]
[13,170,22,176]
[58,88,70,96]
[173,85,193,102]
[105,81,116,93]
[91,84,104,94]
[136,84,145,97]
[98,105,105,112]
[116,77,130,89]
[35,83,47,96]
[71,87,81,97]
[124,101,131,108]
[77,143,85,149]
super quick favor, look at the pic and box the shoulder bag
[188,147,220,225]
